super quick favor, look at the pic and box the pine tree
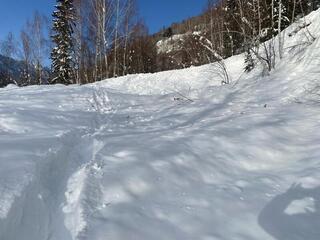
[244,50,255,72]
[313,0,320,10]
[223,0,243,56]
[20,69,31,86]
[51,0,76,85]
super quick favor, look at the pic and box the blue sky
[0,0,208,40]
[138,0,208,33]
[0,0,52,39]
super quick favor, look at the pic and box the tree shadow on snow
[258,183,320,240]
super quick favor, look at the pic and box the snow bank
[94,54,244,96]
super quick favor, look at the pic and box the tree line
[0,0,319,87]
[155,0,320,73]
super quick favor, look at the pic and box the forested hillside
[155,0,320,70]
[0,54,50,87]
[0,0,319,87]
[0,54,24,87]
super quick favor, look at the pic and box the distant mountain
[0,54,25,87]
[0,54,50,87]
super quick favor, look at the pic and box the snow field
[0,9,320,240]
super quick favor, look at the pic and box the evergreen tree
[51,0,75,85]
[244,49,255,72]
[20,69,31,86]
[313,0,320,10]
[223,0,243,57]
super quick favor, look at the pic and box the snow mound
[94,54,244,96]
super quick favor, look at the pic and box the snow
[93,54,244,96]
[0,9,320,240]
[156,33,186,54]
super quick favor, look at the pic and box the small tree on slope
[244,49,255,72]
[51,0,76,85]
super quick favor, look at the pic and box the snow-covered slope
[93,54,244,96]
[156,33,187,54]
[0,9,320,240]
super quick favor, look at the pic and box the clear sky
[0,0,208,40]
[138,0,208,33]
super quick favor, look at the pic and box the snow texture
[0,9,320,240]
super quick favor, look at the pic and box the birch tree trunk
[113,0,120,77]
